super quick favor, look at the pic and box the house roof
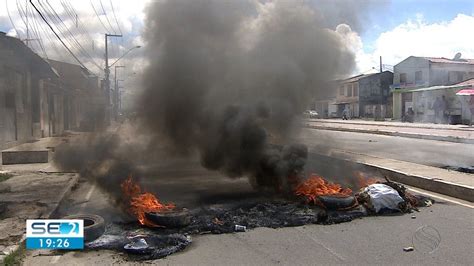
[340,71,392,83]
[394,78,473,93]
[420,56,474,65]
[0,32,57,78]
[47,59,92,90]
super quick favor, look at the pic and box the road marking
[85,184,96,201]
[50,255,61,264]
[79,184,96,212]
[294,227,345,261]
[408,187,474,209]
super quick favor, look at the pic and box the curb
[307,119,474,132]
[0,174,80,264]
[305,124,474,144]
[359,162,474,202]
[309,150,473,202]
[43,174,80,218]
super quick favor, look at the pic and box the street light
[104,43,141,123]
[110,45,141,68]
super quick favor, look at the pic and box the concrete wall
[0,66,35,149]
[394,56,474,87]
[393,92,402,119]
[393,56,430,86]
[430,63,474,86]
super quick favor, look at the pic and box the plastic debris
[234,225,247,232]
[362,184,404,213]
[403,246,414,252]
[124,238,148,251]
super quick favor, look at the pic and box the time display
[26,237,84,249]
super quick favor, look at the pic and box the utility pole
[379,56,383,73]
[114,65,125,121]
[26,0,29,47]
[104,33,122,125]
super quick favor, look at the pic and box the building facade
[0,32,57,149]
[335,72,393,119]
[358,71,394,119]
[392,56,474,120]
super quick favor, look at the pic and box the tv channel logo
[26,219,84,249]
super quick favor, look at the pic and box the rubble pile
[86,177,433,260]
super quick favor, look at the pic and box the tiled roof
[423,57,474,64]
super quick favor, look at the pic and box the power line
[29,0,89,71]
[99,0,117,34]
[62,0,103,64]
[6,0,21,38]
[25,1,47,57]
[90,0,112,33]
[109,0,122,35]
[40,0,102,71]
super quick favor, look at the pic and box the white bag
[363,184,404,213]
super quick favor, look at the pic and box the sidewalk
[0,171,79,263]
[0,132,86,263]
[305,119,474,144]
[317,148,474,202]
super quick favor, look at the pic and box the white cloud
[0,0,151,79]
[357,14,474,72]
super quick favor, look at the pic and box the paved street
[297,127,474,169]
[23,157,474,265]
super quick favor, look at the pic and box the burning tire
[63,214,105,242]
[144,209,191,228]
[318,195,357,210]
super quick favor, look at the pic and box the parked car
[303,110,319,119]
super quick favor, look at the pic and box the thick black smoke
[55,0,359,198]
[137,0,355,191]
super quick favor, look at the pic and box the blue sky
[1,0,473,75]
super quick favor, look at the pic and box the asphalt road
[23,157,474,265]
[297,128,474,169]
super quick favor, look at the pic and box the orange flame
[121,176,175,227]
[294,174,352,206]
[355,171,380,188]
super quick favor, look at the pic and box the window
[339,86,344,96]
[415,71,422,82]
[400,73,407,84]
[346,84,352,97]
[353,83,358,97]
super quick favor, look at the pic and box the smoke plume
[137,0,354,190]
[55,0,358,196]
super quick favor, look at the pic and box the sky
[0,0,473,82]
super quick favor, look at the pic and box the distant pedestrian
[402,108,415,123]
[342,106,350,120]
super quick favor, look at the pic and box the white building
[392,55,474,120]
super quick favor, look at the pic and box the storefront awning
[456,89,474,96]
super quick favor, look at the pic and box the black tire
[63,214,105,242]
[318,195,357,210]
[145,209,191,228]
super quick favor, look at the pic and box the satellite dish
[453,52,462,61]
